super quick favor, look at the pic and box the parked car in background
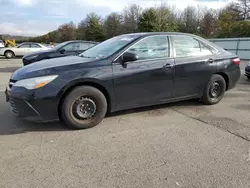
[6,32,241,129]
[245,61,250,79]
[22,40,98,66]
[0,42,50,58]
[0,40,4,48]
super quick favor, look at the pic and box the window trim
[113,35,172,63]
[171,35,218,58]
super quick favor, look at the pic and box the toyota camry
[5,32,241,129]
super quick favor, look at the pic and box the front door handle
[163,64,174,69]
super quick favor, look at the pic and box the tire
[4,50,15,59]
[201,74,226,105]
[247,76,250,80]
[60,86,107,129]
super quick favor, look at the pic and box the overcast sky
[0,0,233,36]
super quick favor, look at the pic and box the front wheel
[201,74,226,105]
[247,76,250,80]
[60,86,107,129]
[4,51,15,59]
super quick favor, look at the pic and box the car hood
[11,56,96,80]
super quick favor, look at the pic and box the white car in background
[0,42,50,58]
[0,40,4,48]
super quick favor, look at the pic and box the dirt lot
[0,57,249,188]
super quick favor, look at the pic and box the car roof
[117,32,225,53]
[20,42,41,45]
[120,32,198,38]
[65,40,99,44]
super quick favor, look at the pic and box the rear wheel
[60,86,107,129]
[4,50,15,59]
[201,74,226,105]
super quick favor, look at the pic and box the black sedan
[22,40,98,65]
[245,62,250,79]
[6,32,241,129]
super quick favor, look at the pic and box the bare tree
[154,4,178,32]
[57,22,76,41]
[122,4,142,33]
[104,13,123,38]
[181,6,200,34]
[230,0,250,20]
[200,9,217,37]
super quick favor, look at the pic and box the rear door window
[172,35,212,57]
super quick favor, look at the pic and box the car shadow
[0,56,22,60]
[0,111,67,135]
[0,98,201,135]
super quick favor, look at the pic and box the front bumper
[0,50,5,56]
[245,66,250,77]
[5,86,59,122]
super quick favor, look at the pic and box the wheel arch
[215,72,229,91]
[4,50,15,56]
[57,79,112,117]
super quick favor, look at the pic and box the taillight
[233,58,240,65]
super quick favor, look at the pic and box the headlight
[24,54,38,60]
[13,75,58,90]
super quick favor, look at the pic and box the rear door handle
[163,64,174,69]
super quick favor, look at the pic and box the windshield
[79,35,139,59]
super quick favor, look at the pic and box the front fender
[57,78,116,112]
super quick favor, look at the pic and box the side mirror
[122,52,138,64]
[59,49,66,54]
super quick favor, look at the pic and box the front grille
[9,97,19,115]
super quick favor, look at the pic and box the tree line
[19,0,250,43]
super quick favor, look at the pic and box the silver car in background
[0,42,50,58]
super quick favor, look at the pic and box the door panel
[15,43,30,56]
[113,58,175,109]
[171,35,218,98]
[113,35,175,109]
[30,44,42,53]
[174,56,217,97]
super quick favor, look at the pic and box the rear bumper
[6,87,59,122]
[227,67,241,90]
